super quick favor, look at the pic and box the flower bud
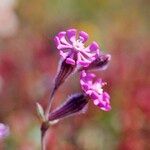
[49,93,88,121]
[50,58,76,99]
[79,54,111,72]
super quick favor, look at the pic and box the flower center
[73,39,84,51]
[92,82,103,94]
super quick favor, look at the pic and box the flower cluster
[52,28,111,113]
[37,28,111,126]
[37,29,112,146]
[51,29,111,101]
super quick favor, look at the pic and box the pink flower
[54,29,99,67]
[80,70,111,111]
[0,123,9,139]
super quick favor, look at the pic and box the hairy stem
[45,86,57,119]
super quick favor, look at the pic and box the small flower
[80,70,111,111]
[48,93,88,121]
[0,123,9,139]
[79,54,111,71]
[54,29,99,67]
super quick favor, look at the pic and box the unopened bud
[79,54,111,72]
[49,93,88,121]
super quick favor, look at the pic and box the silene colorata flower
[80,70,111,111]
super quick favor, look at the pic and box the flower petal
[89,41,99,52]
[60,50,70,59]
[67,29,77,43]
[77,53,92,67]
[66,58,76,65]
[79,31,89,43]
[54,36,61,48]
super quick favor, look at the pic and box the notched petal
[89,41,99,52]
[67,29,77,43]
[79,31,89,42]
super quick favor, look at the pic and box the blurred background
[0,0,149,149]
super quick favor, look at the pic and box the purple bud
[50,58,76,99]
[48,93,88,121]
[0,123,9,139]
[79,54,111,72]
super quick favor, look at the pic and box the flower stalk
[37,28,111,150]
[40,121,49,150]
